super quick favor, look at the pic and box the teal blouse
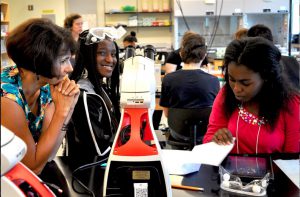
[1,66,52,142]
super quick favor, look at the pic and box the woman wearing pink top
[203,37,299,154]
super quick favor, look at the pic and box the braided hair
[70,30,121,119]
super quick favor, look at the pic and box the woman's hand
[64,89,80,124]
[56,76,79,97]
[212,128,233,145]
[50,77,80,118]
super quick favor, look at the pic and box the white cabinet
[174,0,215,16]
[244,0,289,13]
[216,0,244,16]
[173,0,290,51]
[174,15,241,49]
[174,0,244,16]
[174,0,289,16]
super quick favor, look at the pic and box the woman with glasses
[65,29,121,157]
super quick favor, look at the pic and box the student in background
[64,13,83,67]
[123,31,138,48]
[233,28,248,40]
[203,37,299,154]
[66,29,121,157]
[247,24,273,42]
[160,33,219,117]
[64,13,83,42]
[119,31,138,74]
[164,31,209,74]
[1,18,80,174]
[247,24,299,91]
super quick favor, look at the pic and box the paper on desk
[273,159,300,189]
[169,175,184,185]
[161,142,234,175]
[191,141,234,166]
[161,149,200,175]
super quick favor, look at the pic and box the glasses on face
[84,27,119,45]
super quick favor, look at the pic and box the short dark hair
[180,33,206,64]
[64,13,82,29]
[123,31,137,43]
[247,24,273,42]
[6,18,76,78]
[223,37,295,128]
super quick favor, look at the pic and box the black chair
[167,107,212,150]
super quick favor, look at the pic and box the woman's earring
[81,68,88,79]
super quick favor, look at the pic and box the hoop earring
[81,68,88,79]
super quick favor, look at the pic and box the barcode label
[134,183,148,197]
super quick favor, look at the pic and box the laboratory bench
[38,152,299,197]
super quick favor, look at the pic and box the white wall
[66,0,98,29]
[8,0,66,30]
[174,0,290,16]
[7,0,296,49]
[7,0,173,47]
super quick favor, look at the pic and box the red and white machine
[1,126,55,197]
[103,46,172,197]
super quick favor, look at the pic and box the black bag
[66,90,118,157]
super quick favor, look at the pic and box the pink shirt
[203,88,300,154]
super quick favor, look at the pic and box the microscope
[1,126,55,197]
[103,45,172,197]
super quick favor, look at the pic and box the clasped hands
[50,76,80,117]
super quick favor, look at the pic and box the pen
[171,184,204,191]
